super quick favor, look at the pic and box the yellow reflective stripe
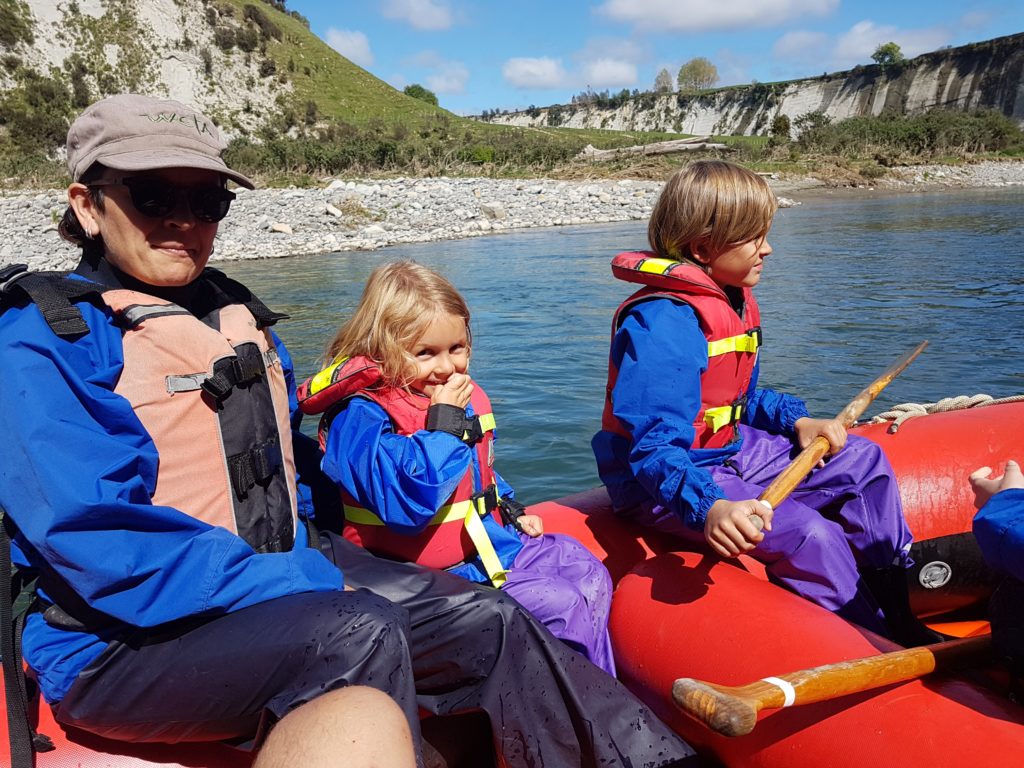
[707,333,759,357]
[637,257,682,275]
[344,498,509,588]
[309,355,350,395]
[465,497,507,587]
[704,404,742,433]
[344,501,469,526]
[466,411,496,440]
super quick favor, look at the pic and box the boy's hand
[794,417,847,467]
[704,499,773,558]
[970,460,1024,509]
[516,514,544,538]
[431,373,473,408]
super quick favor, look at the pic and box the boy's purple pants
[502,533,617,676]
[620,426,913,634]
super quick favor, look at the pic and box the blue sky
[287,1,1023,116]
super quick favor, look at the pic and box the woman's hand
[970,460,1024,509]
[703,499,773,558]
[516,514,544,538]
[793,416,847,467]
[431,373,473,408]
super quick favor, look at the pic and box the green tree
[403,84,438,106]
[871,42,906,68]
[653,68,673,93]
[676,57,718,93]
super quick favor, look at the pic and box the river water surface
[221,187,1024,501]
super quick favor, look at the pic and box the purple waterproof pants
[621,426,913,633]
[501,533,617,676]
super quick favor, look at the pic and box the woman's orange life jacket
[103,287,298,552]
[298,356,508,584]
[601,251,762,450]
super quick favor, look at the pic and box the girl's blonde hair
[323,261,471,388]
[648,160,778,262]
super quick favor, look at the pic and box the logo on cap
[145,112,214,136]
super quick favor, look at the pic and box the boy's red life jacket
[601,251,762,450]
[298,356,507,583]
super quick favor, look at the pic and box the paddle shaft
[750,340,928,527]
[672,634,989,737]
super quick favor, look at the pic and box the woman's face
[70,167,222,287]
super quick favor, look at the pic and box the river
[221,187,1024,501]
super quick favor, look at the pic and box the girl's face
[408,311,470,396]
[705,233,772,290]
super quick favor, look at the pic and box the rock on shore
[2,161,1021,272]
[1,177,667,272]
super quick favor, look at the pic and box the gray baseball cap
[66,94,254,189]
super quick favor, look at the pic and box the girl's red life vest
[104,288,298,552]
[601,251,762,450]
[298,356,506,580]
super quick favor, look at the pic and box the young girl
[592,160,937,646]
[299,260,616,675]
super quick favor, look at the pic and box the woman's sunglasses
[90,176,236,223]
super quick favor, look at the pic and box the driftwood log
[576,136,728,160]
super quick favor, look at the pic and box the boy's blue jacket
[973,488,1024,583]
[321,396,524,583]
[0,288,343,704]
[592,297,809,529]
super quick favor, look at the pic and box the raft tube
[3,402,1023,766]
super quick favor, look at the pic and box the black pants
[55,533,695,768]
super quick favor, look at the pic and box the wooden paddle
[672,634,990,737]
[748,340,929,530]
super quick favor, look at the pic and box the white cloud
[772,30,830,62]
[502,57,568,89]
[597,0,838,32]
[581,58,638,88]
[325,28,373,68]
[834,20,949,68]
[426,61,470,94]
[382,0,453,31]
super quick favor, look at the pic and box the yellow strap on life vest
[636,257,682,275]
[344,496,508,587]
[308,355,350,396]
[464,496,508,587]
[707,333,760,357]
[471,412,496,439]
[704,403,743,433]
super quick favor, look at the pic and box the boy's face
[706,233,772,290]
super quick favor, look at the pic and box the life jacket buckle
[747,325,763,347]
[470,484,499,517]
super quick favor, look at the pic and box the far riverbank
[2,160,1021,273]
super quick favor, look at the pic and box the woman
[0,94,694,768]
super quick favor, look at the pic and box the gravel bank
[2,160,1022,272]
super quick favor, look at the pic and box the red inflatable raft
[4,402,1023,767]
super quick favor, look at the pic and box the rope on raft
[866,393,1024,433]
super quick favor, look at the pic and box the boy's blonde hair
[648,160,778,262]
[324,261,471,388]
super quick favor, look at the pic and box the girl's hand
[794,416,847,467]
[431,373,473,408]
[516,514,544,538]
[703,499,772,558]
[970,460,1024,509]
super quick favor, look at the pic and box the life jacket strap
[227,438,283,500]
[707,326,762,357]
[201,344,268,399]
[426,403,495,444]
[0,265,105,338]
[344,484,508,587]
[704,395,747,434]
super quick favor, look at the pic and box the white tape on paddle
[761,676,796,707]
[759,499,773,511]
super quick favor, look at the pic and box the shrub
[243,4,281,41]
[259,58,276,77]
